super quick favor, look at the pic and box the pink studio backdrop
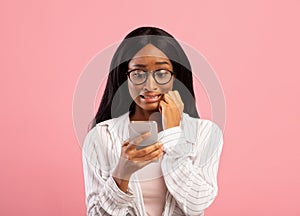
[1,0,300,215]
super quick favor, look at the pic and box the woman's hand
[112,132,164,192]
[159,90,184,130]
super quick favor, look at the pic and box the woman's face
[128,44,174,112]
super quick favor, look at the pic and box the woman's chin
[138,102,160,112]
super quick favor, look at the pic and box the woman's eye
[156,71,167,78]
[134,74,144,78]
[132,70,146,78]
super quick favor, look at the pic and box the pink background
[1,0,300,215]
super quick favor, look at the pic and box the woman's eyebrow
[130,61,170,68]
[131,64,146,68]
[155,61,170,65]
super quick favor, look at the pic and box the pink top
[136,159,168,216]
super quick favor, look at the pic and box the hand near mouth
[159,90,184,130]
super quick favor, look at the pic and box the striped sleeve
[160,121,223,216]
[82,126,136,216]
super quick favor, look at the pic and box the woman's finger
[134,142,163,158]
[167,91,181,109]
[167,91,176,101]
[164,92,181,112]
[159,99,167,113]
[122,139,130,147]
[173,90,183,104]
[173,90,184,112]
[127,131,151,149]
[150,151,164,162]
[143,147,163,161]
[163,93,176,107]
[132,147,163,162]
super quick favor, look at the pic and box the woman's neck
[129,107,163,132]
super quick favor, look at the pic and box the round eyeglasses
[127,69,175,85]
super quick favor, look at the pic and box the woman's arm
[160,120,224,216]
[83,122,164,215]
[82,126,136,216]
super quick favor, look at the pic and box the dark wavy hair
[89,27,199,130]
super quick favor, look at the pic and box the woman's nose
[143,73,158,91]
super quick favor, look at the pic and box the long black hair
[89,27,199,130]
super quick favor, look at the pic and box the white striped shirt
[82,112,223,216]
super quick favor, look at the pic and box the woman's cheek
[162,83,173,93]
[128,83,140,100]
[130,89,146,107]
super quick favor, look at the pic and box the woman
[82,27,223,216]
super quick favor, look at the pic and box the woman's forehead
[132,44,169,59]
[128,56,172,69]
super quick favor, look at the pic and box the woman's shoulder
[181,113,223,146]
[83,114,127,151]
[182,113,222,133]
[90,112,129,143]
[95,112,128,128]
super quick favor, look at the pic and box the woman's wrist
[112,176,130,193]
[112,165,132,193]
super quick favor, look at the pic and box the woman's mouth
[140,94,162,103]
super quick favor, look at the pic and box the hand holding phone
[113,124,163,188]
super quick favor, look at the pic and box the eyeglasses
[127,69,175,85]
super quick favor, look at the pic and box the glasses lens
[154,70,172,84]
[129,70,147,84]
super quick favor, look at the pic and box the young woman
[82,27,223,216]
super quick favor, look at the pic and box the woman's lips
[140,94,162,103]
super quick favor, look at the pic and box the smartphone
[128,121,158,150]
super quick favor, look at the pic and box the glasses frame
[127,69,175,85]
